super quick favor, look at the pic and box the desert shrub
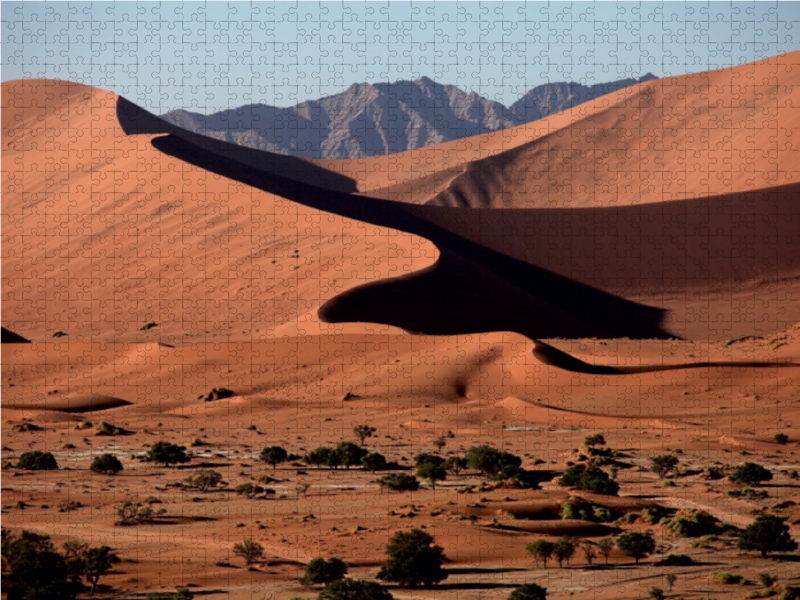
[759,573,777,589]
[616,531,656,564]
[90,453,123,475]
[361,452,387,472]
[650,455,679,478]
[508,583,548,600]
[17,451,58,471]
[667,509,724,538]
[95,421,128,436]
[730,462,773,486]
[774,433,789,445]
[319,579,394,600]
[415,452,445,468]
[146,441,189,467]
[378,473,419,492]
[116,501,164,525]
[665,574,677,589]
[738,515,798,557]
[494,465,540,489]
[709,572,745,585]
[232,539,265,565]
[377,528,447,587]
[433,438,446,453]
[146,590,193,600]
[299,557,348,586]
[58,500,82,513]
[557,464,619,495]
[183,469,222,492]
[648,587,665,600]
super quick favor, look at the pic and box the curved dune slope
[144,101,800,341]
[313,52,800,207]
[2,80,434,342]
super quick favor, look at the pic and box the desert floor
[3,331,800,599]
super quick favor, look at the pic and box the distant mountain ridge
[160,74,657,159]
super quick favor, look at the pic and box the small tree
[4,543,76,600]
[466,445,521,477]
[433,438,446,453]
[17,451,58,470]
[80,546,121,595]
[508,583,548,600]
[445,456,467,475]
[183,469,222,492]
[584,434,606,448]
[335,442,367,469]
[90,453,123,475]
[650,455,679,479]
[616,531,656,564]
[377,528,447,587]
[526,539,554,569]
[774,433,789,445]
[319,579,394,600]
[146,441,189,467]
[300,557,348,586]
[417,461,447,490]
[260,446,288,471]
[665,573,677,590]
[553,536,577,568]
[304,447,334,469]
[232,539,265,566]
[361,452,387,472]
[582,542,596,566]
[730,462,773,486]
[353,425,377,447]
[379,473,419,492]
[738,515,798,557]
[597,537,614,564]
[61,539,89,559]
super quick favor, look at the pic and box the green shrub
[299,557,348,586]
[17,451,58,470]
[730,462,773,485]
[709,572,744,585]
[146,441,189,467]
[377,528,447,587]
[558,464,619,495]
[508,583,548,600]
[379,473,419,492]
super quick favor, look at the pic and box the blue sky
[3,2,799,113]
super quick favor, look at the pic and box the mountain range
[160,74,657,159]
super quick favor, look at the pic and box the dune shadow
[146,125,671,340]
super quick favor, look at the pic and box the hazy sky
[3,2,800,113]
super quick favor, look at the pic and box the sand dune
[312,52,800,208]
